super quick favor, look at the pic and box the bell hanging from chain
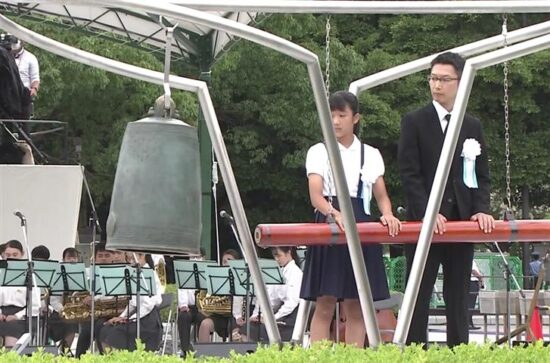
[106,95,201,255]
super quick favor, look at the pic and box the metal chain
[323,16,334,209]
[502,14,512,211]
[324,15,331,97]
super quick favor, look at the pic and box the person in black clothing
[0,34,32,164]
[398,52,495,347]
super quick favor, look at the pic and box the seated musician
[197,249,245,342]
[111,250,128,264]
[47,247,81,351]
[177,249,207,356]
[242,247,303,342]
[0,240,41,348]
[75,244,118,358]
[100,253,163,352]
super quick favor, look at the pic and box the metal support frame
[4,0,549,349]
[83,0,385,346]
[173,1,550,14]
[346,19,550,346]
[390,34,550,346]
[0,1,382,346]
[349,20,550,95]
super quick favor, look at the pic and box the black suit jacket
[398,103,490,221]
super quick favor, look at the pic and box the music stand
[50,262,89,296]
[2,259,58,347]
[97,265,156,343]
[91,264,126,295]
[173,260,217,290]
[228,259,285,340]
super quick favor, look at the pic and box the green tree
[15,20,198,210]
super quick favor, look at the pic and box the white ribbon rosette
[461,138,481,188]
[360,166,382,215]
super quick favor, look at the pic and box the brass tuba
[155,258,167,293]
[61,292,130,321]
[196,290,232,317]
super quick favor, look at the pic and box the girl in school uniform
[245,246,303,342]
[0,240,41,348]
[300,91,401,347]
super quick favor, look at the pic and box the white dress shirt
[432,100,452,132]
[251,259,303,320]
[0,285,41,318]
[14,49,40,89]
[306,136,385,198]
[178,288,196,308]
[118,271,162,320]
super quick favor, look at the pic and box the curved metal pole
[393,33,550,346]
[171,1,550,14]
[90,0,382,346]
[5,0,383,346]
[349,20,550,95]
[0,15,204,93]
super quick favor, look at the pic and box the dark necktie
[442,113,451,132]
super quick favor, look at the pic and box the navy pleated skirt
[300,197,390,302]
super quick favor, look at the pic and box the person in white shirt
[100,253,163,352]
[0,240,41,348]
[47,248,81,350]
[177,253,207,355]
[244,247,303,342]
[468,259,484,330]
[75,244,119,357]
[11,39,40,98]
[301,91,401,347]
[177,287,205,354]
[197,249,244,343]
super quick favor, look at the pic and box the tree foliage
[6,13,549,234]
[11,19,198,220]
[212,13,550,227]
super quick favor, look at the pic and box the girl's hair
[5,239,24,253]
[329,91,361,134]
[222,248,241,260]
[62,247,80,260]
[271,246,301,269]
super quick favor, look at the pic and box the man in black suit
[398,52,495,347]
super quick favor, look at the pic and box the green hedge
[2,341,550,362]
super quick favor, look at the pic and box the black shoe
[469,325,481,330]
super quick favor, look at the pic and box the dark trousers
[177,306,205,352]
[75,318,107,358]
[246,309,298,342]
[468,280,480,326]
[405,242,473,348]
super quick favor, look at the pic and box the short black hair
[63,247,80,260]
[431,52,466,78]
[222,248,241,260]
[329,91,361,134]
[0,33,17,51]
[95,243,107,256]
[32,245,50,260]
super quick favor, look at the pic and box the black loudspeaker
[193,343,260,358]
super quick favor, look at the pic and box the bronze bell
[106,96,201,255]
